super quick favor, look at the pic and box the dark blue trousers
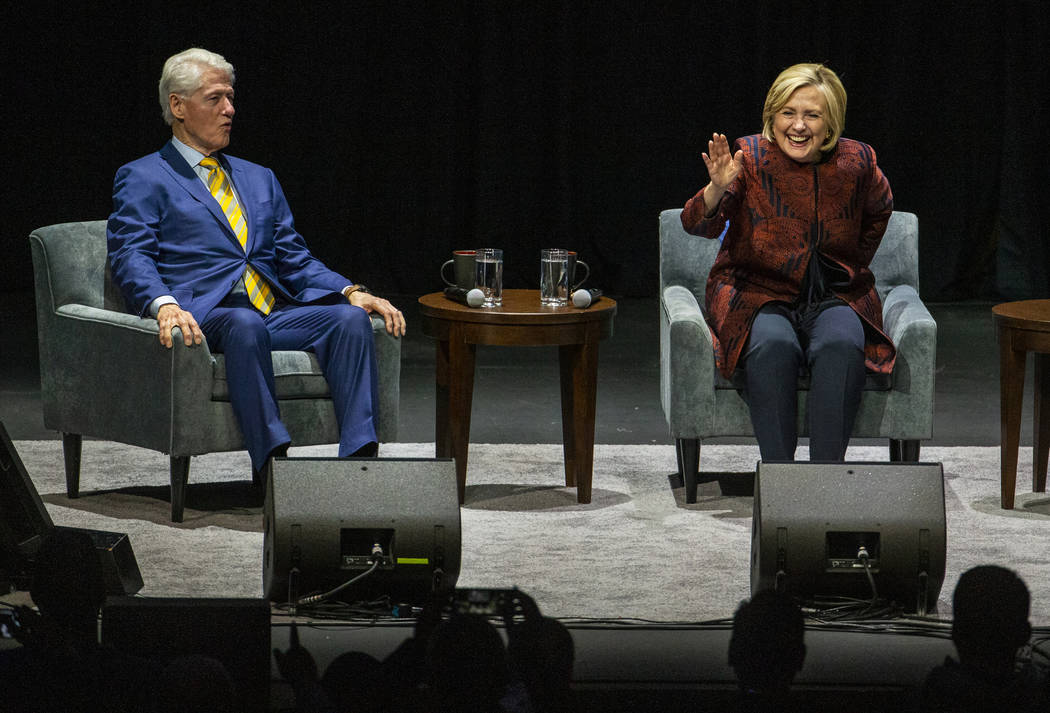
[201,295,379,469]
[741,300,866,462]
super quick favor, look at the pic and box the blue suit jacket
[107,141,351,320]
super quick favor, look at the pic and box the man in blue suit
[107,48,405,477]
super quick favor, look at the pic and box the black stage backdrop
[4,1,1048,301]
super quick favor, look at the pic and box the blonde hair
[761,63,846,154]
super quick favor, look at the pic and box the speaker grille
[751,461,946,614]
[264,457,461,608]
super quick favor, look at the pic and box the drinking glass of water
[474,248,503,307]
[540,248,569,306]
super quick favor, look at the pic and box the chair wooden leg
[62,433,82,498]
[170,456,191,523]
[889,439,920,462]
[676,438,701,504]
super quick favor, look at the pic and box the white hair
[158,48,235,125]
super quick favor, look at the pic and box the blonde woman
[681,63,895,461]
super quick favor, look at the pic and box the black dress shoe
[348,441,378,458]
[252,443,291,486]
[251,461,270,488]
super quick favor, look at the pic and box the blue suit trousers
[201,295,380,468]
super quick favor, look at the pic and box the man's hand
[156,303,203,349]
[348,291,406,337]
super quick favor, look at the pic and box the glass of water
[474,248,503,307]
[540,248,569,306]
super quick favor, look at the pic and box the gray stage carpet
[12,440,1050,624]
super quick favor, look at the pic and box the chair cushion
[210,351,331,401]
[717,369,893,391]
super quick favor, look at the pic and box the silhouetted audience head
[30,528,106,635]
[916,565,1049,713]
[952,564,1031,668]
[508,616,575,711]
[321,650,387,713]
[511,614,574,681]
[424,613,508,712]
[154,654,238,713]
[728,589,806,695]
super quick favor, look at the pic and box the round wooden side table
[419,289,617,503]
[993,299,1050,508]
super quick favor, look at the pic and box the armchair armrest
[368,314,401,441]
[57,304,160,334]
[882,284,935,348]
[41,304,215,452]
[880,284,937,436]
[660,285,717,435]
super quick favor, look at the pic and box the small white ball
[466,288,485,307]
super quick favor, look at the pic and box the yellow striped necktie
[199,157,275,314]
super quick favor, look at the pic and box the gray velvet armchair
[659,209,936,503]
[30,220,401,522]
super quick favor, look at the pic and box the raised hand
[272,622,319,686]
[701,132,743,190]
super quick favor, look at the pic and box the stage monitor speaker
[56,526,143,595]
[1,422,142,595]
[751,461,946,615]
[101,596,270,712]
[264,457,461,607]
[0,420,54,576]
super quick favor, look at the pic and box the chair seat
[210,350,331,401]
[717,370,893,391]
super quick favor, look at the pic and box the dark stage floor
[0,290,1032,448]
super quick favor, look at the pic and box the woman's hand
[703,133,743,189]
[701,132,743,215]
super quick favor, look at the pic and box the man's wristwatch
[343,284,371,299]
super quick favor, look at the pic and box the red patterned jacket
[680,135,896,379]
